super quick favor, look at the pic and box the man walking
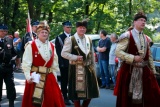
[21,20,39,54]
[55,21,72,105]
[61,20,99,107]
[114,11,160,107]
[0,24,17,107]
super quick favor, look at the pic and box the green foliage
[0,0,160,40]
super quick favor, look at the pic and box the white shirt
[22,39,59,80]
[64,31,70,37]
[109,43,117,64]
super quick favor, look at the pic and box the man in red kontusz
[114,11,160,107]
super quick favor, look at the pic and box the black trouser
[0,79,3,101]
[0,65,16,101]
[60,67,69,99]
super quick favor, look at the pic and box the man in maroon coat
[114,11,160,107]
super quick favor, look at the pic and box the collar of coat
[73,32,90,56]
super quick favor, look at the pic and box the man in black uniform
[55,21,72,105]
[0,24,17,107]
[21,20,39,54]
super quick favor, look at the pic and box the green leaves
[0,0,160,41]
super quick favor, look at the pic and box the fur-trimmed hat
[76,21,87,28]
[134,11,147,21]
[36,20,50,33]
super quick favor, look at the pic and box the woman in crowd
[21,20,65,107]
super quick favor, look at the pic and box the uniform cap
[0,24,3,30]
[62,21,72,27]
[0,24,8,30]
[3,24,8,30]
[31,20,39,26]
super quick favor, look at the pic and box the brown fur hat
[37,20,50,33]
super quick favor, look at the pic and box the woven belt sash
[31,66,52,106]
[75,61,86,98]
[129,61,149,104]
[70,60,92,98]
[70,60,92,66]
[132,61,149,68]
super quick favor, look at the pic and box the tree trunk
[85,1,89,17]
[96,3,105,34]
[48,11,53,23]
[3,0,11,24]
[11,0,19,34]
[34,2,42,20]
[129,0,132,27]
[129,0,132,15]
[26,0,34,19]
[43,12,46,19]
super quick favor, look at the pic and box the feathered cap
[76,18,89,28]
[134,11,147,21]
[36,20,50,32]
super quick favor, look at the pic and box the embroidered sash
[32,66,50,106]
[75,61,86,98]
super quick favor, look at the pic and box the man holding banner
[21,20,39,54]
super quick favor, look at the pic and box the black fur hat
[76,21,87,28]
[134,11,147,21]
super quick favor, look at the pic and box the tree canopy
[0,0,160,41]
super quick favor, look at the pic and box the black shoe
[64,99,71,105]
[100,85,106,88]
[110,86,115,90]
[105,86,110,89]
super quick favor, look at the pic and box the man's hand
[97,47,106,52]
[134,55,143,63]
[27,78,33,84]
[17,38,21,42]
[77,56,83,61]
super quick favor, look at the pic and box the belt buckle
[47,68,51,73]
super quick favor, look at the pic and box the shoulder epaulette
[117,32,130,42]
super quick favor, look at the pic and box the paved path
[1,72,117,107]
